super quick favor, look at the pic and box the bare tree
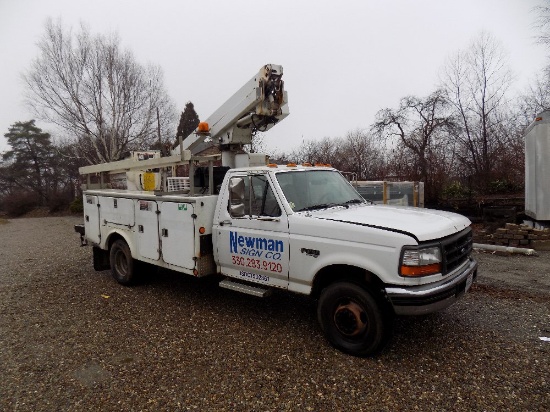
[338,129,385,180]
[373,90,456,201]
[23,19,176,165]
[286,132,384,180]
[534,0,550,49]
[291,138,320,164]
[245,132,267,154]
[441,31,513,191]
[518,66,550,127]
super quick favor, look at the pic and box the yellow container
[142,172,156,191]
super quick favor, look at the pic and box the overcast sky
[0,0,548,155]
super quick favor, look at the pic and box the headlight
[400,246,442,277]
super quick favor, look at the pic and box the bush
[69,197,83,214]
[2,192,39,217]
[487,179,523,195]
[441,181,474,199]
[47,193,73,213]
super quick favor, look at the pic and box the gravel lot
[1,216,549,411]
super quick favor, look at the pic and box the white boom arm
[173,64,289,163]
[78,64,288,187]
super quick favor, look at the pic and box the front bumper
[385,258,478,316]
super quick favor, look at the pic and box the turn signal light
[400,263,441,277]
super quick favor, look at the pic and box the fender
[308,250,393,285]
[102,228,137,258]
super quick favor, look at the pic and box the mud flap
[93,246,111,271]
[74,224,87,246]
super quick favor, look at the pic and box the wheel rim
[115,249,128,276]
[333,298,368,337]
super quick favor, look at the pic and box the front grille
[441,228,473,274]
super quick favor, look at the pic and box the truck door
[135,200,160,260]
[83,195,100,244]
[216,173,289,289]
[159,202,195,270]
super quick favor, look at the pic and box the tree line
[2,13,550,214]
[274,31,548,205]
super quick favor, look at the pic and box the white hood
[304,204,471,242]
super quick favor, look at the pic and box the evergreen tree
[2,120,54,204]
[175,102,200,145]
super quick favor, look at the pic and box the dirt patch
[472,248,550,297]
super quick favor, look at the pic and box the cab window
[228,175,281,218]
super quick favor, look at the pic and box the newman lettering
[230,231,284,254]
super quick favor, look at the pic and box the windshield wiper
[297,199,365,212]
[332,199,365,209]
[298,203,338,212]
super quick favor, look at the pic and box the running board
[219,279,272,297]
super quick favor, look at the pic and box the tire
[109,239,135,285]
[317,282,392,356]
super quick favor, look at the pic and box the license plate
[465,273,473,292]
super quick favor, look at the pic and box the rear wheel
[110,239,135,285]
[317,282,392,356]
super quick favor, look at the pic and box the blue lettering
[265,251,282,260]
[229,231,284,255]
[257,238,268,250]
[230,231,238,253]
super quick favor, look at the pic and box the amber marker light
[400,263,442,277]
[197,122,209,132]
[535,117,543,121]
[267,163,278,168]
[287,163,297,167]
[199,227,206,234]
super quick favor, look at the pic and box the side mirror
[229,177,246,217]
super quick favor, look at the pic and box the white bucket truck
[75,64,477,356]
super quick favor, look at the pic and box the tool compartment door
[159,202,195,270]
[83,195,101,244]
[135,200,160,260]
[101,197,135,227]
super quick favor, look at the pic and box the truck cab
[212,165,477,355]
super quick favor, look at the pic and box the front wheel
[317,282,392,356]
[109,239,135,285]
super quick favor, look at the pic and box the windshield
[275,170,365,212]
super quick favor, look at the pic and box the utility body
[76,65,477,356]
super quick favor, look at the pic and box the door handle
[257,217,280,222]
[219,220,232,226]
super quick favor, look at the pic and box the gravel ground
[0,216,549,411]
